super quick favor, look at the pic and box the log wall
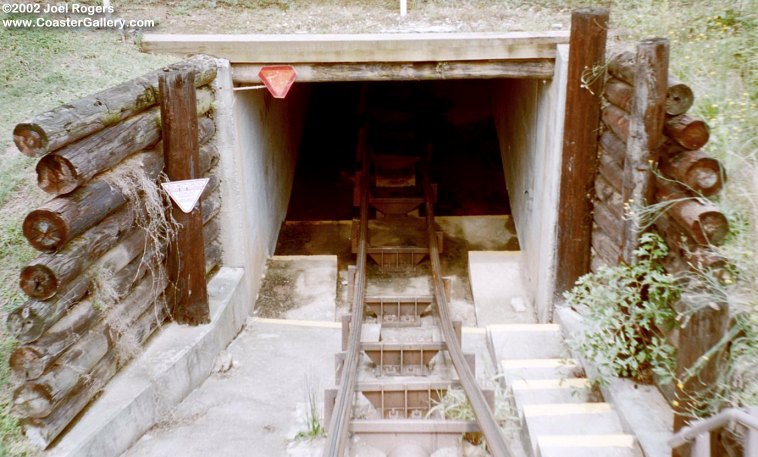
[8,55,223,447]
[592,45,731,444]
[593,48,727,274]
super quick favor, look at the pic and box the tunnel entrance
[269,80,520,322]
[229,67,568,322]
[284,81,510,222]
[216,36,574,323]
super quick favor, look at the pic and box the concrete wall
[214,62,309,314]
[492,45,568,323]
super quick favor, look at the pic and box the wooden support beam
[554,7,609,296]
[621,38,669,263]
[232,60,556,83]
[141,32,569,63]
[673,300,729,455]
[159,70,209,325]
[13,55,216,158]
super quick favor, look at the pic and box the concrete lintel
[47,267,247,457]
[141,32,569,63]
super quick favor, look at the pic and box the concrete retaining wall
[214,61,310,313]
[493,44,568,323]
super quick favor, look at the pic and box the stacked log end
[592,49,728,274]
[605,47,733,438]
[7,55,223,448]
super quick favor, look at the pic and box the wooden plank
[554,7,609,296]
[232,60,555,83]
[594,198,624,244]
[159,70,209,325]
[621,38,669,263]
[592,226,621,266]
[142,32,570,63]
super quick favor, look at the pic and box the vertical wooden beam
[555,8,609,296]
[159,69,210,325]
[672,302,729,457]
[622,38,669,262]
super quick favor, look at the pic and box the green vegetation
[565,234,680,384]
[565,0,757,420]
[293,372,325,440]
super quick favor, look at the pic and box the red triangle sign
[258,65,297,99]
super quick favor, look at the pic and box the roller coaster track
[324,111,510,457]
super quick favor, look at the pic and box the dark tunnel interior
[284,80,511,221]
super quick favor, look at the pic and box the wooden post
[555,7,609,296]
[159,70,209,325]
[622,38,669,263]
[673,301,729,457]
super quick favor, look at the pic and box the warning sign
[161,178,209,214]
[258,65,297,99]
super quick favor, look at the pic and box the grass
[293,372,324,440]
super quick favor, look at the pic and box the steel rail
[421,156,511,457]
[324,129,370,457]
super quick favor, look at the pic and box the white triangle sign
[161,178,209,214]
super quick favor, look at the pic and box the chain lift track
[323,89,511,457]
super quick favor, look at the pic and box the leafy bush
[565,233,679,384]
